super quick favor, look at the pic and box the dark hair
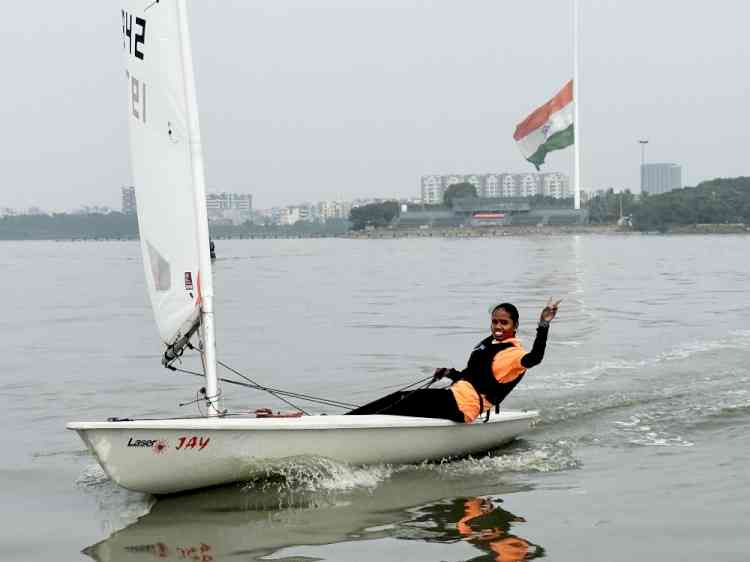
[491,302,519,326]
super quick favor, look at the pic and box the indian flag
[513,80,574,170]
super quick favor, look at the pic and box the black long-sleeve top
[520,324,549,368]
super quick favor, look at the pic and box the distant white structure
[206,192,253,225]
[258,197,419,226]
[420,173,571,204]
[73,205,112,215]
[317,200,352,221]
[277,205,310,225]
[543,173,569,199]
[121,187,253,223]
[121,186,137,214]
[421,176,443,206]
[351,197,389,208]
[641,163,682,195]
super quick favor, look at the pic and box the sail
[122,0,210,348]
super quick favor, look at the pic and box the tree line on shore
[349,178,750,231]
[0,212,350,240]
[2,177,749,239]
[586,177,750,230]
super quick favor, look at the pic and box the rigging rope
[362,374,439,415]
[167,365,357,412]
[216,359,362,409]
[165,340,439,416]
[186,340,309,413]
[178,385,224,417]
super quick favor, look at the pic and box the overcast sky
[2,1,749,211]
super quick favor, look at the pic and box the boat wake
[241,456,396,494]
[244,456,394,493]
[76,464,154,535]
[432,440,581,476]
[527,328,750,392]
[528,371,750,451]
[655,331,750,363]
[613,414,695,447]
[238,440,580,497]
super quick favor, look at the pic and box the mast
[175,0,222,416]
[572,0,581,210]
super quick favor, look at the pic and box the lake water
[2,235,749,561]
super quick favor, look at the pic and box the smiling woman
[348,299,561,423]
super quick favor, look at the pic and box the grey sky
[2,1,749,211]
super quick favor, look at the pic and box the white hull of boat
[68,411,538,494]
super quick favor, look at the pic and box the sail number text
[122,10,146,59]
[126,70,146,124]
[122,10,148,124]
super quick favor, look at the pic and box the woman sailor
[348,299,560,422]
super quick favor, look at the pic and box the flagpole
[573,0,581,210]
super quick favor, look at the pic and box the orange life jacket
[457,336,526,416]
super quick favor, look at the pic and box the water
[2,235,749,561]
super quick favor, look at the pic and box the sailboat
[67,0,539,495]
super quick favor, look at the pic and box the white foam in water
[655,329,750,363]
[242,456,395,493]
[437,441,581,475]
[553,339,583,347]
[531,331,750,393]
[613,415,694,448]
[76,464,154,535]
[240,443,582,498]
[75,463,110,488]
[538,392,643,427]
[702,388,750,420]
[529,358,647,390]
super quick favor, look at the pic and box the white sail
[123,0,211,349]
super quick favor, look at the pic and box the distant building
[122,186,255,223]
[206,192,253,225]
[421,176,444,205]
[73,205,112,215]
[317,200,352,221]
[420,173,571,204]
[396,196,588,228]
[542,173,568,199]
[278,205,311,225]
[351,197,388,208]
[121,186,137,214]
[641,163,682,195]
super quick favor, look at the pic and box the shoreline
[1,223,748,242]
[345,222,749,238]
[345,224,625,239]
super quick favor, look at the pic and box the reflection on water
[389,496,544,562]
[83,468,543,562]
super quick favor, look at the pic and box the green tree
[631,177,750,230]
[528,195,575,209]
[587,189,637,224]
[443,182,477,208]
[348,201,400,230]
[0,212,139,240]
